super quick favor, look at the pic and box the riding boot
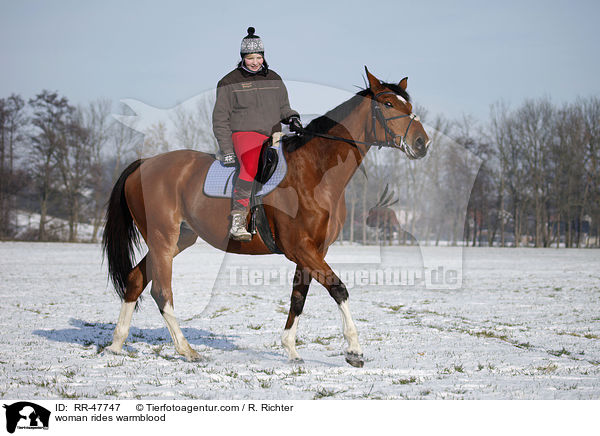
[229,179,253,241]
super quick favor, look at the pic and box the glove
[288,115,303,134]
[222,152,237,167]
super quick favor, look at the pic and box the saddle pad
[203,141,287,198]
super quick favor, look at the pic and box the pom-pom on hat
[240,27,264,57]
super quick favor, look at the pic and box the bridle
[370,90,421,155]
[296,89,422,156]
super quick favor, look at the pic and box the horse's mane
[283,82,410,153]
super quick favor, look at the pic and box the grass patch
[290,366,307,376]
[548,347,571,357]
[473,330,510,342]
[314,387,345,399]
[537,363,558,373]
[378,303,404,313]
[181,392,200,399]
[558,331,600,340]
[515,342,533,349]
[255,368,276,375]
[210,307,230,319]
[63,369,77,379]
[57,386,80,399]
[439,364,465,375]
[105,359,125,368]
[31,377,58,389]
[392,376,417,385]
[312,335,337,345]
[224,370,239,379]
[103,387,120,396]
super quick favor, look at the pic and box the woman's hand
[288,115,303,133]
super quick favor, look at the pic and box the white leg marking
[107,301,136,353]
[281,317,302,361]
[161,303,200,361]
[338,300,362,354]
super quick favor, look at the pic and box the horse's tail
[102,159,144,303]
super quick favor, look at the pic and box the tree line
[342,97,600,248]
[1,90,598,247]
[0,91,139,241]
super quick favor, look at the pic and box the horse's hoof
[289,357,304,364]
[345,352,364,368]
[185,352,204,363]
[102,346,124,356]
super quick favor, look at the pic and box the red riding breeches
[232,131,269,182]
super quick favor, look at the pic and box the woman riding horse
[212,27,302,241]
[103,60,429,367]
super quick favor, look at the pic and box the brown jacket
[212,67,299,155]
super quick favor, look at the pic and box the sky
[1,0,599,122]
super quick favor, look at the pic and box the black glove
[288,115,303,134]
[222,152,237,167]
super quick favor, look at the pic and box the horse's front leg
[293,245,364,367]
[337,299,363,367]
[282,266,311,362]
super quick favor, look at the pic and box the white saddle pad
[203,138,287,198]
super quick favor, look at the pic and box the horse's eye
[384,101,393,108]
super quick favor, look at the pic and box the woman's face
[243,53,264,72]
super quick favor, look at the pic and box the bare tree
[134,121,170,159]
[171,96,218,152]
[28,91,74,241]
[54,107,93,242]
[110,104,141,181]
[489,101,512,246]
[80,99,112,242]
[0,94,26,238]
[579,97,600,247]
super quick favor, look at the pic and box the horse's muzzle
[404,136,429,160]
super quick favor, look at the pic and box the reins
[295,90,419,155]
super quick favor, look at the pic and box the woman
[212,27,302,241]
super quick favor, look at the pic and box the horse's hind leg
[106,256,148,354]
[282,266,311,362]
[149,226,201,361]
[107,225,198,357]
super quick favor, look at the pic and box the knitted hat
[240,27,264,57]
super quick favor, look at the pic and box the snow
[13,211,98,242]
[0,241,599,399]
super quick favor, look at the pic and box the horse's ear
[399,77,408,90]
[365,66,383,92]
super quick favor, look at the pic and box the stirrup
[229,212,252,242]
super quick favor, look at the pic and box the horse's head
[365,67,430,159]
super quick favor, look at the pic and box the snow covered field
[0,241,599,400]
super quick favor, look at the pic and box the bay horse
[102,68,429,367]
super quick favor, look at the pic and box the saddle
[203,133,287,199]
[203,133,286,253]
